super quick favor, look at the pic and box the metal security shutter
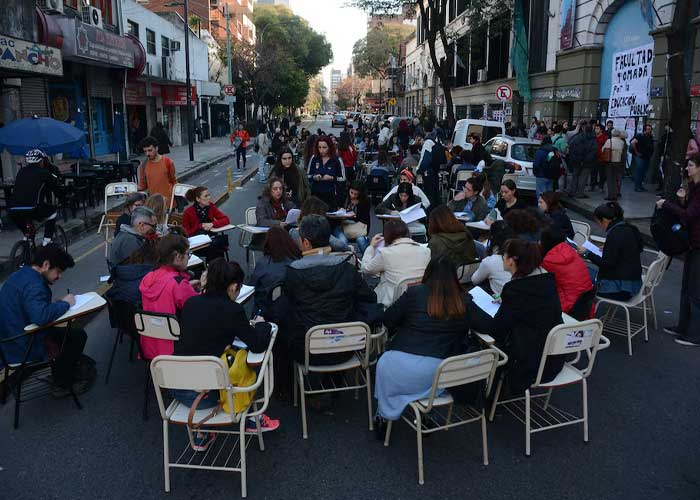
[19,78,48,117]
[88,69,114,99]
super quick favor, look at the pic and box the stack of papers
[188,234,212,248]
[468,286,501,318]
[68,294,94,312]
[566,238,603,258]
[240,225,270,234]
[187,254,204,268]
[211,224,236,233]
[399,203,426,224]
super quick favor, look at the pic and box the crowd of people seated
[0,120,653,455]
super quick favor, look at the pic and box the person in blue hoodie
[533,135,557,199]
[0,244,87,394]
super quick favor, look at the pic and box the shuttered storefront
[19,78,49,117]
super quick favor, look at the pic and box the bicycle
[9,209,68,271]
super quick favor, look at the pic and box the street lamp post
[165,0,195,161]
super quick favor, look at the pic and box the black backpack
[544,150,563,179]
[650,207,689,257]
[431,141,447,172]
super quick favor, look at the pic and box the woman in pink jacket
[139,234,198,359]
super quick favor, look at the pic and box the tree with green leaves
[352,24,413,80]
[352,0,456,124]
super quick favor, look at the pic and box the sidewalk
[562,175,658,243]
[0,138,261,272]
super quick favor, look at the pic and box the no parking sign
[496,84,513,101]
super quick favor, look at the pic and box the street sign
[435,95,444,106]
[223,84,236,96]
[388,97,397,106]
[496,84,513,101]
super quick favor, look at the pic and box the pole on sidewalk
[227,166,233,193]
[226,3,234,131]
[184,0,194,161]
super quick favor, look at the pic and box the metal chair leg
[143,363,151,421]
[105,329,121,384]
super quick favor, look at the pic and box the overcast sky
[288,0,369,88]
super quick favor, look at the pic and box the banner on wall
[607,42,654,118]
[559,0,576,50]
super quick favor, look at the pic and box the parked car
[483,135,540,192]
[332,114,347,128]
[450,119,506,151]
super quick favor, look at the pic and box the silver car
[484,135,541,192]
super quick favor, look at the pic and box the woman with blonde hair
[145,193,168,236]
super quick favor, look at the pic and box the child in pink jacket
[139,234,198,359]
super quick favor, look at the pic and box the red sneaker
[246,413,280,433]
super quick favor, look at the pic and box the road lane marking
[74,241,105,263]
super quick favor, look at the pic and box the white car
[484,135,541,192]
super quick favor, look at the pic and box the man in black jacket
[567,124,597,199]
[283,215,378,365]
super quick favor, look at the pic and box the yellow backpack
[219,346,257,413]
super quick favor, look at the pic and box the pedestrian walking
[137,136,177,204]
[658,156,700,346]
[149,122,172,155]
[231,123,250,170]
[631,124,654,192]
[591,123,608,191]
[601,129,627,201]
[567,123,597,198]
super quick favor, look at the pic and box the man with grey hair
[108,206,157,269]
[283,215,379,367]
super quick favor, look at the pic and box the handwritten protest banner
[607,43,654,118]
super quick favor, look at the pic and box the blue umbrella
[0,115,88,156]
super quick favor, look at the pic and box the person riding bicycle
[9,149,61,246]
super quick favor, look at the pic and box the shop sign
[75,20,134,68]
[162,86,197,106]
[0,35,63,76]
[607,42,654,118]
[555,87,582,99]
[531,89,554,100]
[690,85,700,97]
[125,83,147,106]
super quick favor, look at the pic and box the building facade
[401,0,699,137]
[330,69,342,110]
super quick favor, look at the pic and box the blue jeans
[333,226,369,254]
[236,146,247,169]
[170,389,219,409]
[535,177,553,199]
[633,157,649,189]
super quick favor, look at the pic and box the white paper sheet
[236,284,255,304]
[187,254,204,268]
[239,225,270,234]
[232,337,265,364]
[468,286,501,318]
[69,293,94,312]
[326,209,347,217]
[582,240,603,258]
[285,208,301,225]
[399,202,426,224]
[211,224,235,233]
[188,234,212,248]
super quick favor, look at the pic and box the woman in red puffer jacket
[540,225,593,314]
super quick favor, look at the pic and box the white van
[450,119,505,150]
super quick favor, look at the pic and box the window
[127,20,139,38]
[455,35,469,87]
[487,11,511,81]
[524,0,549,74]
[161,36,170,58]
[511,143,539,161]
[487,139,508,157]
[469,27,487,85]
[146,29,156,55]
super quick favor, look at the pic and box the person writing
[334,181,371,254]
[256,177,295,229]
[139,234,198,359]
[175,258,278,446]
[0,244,91,396]
[374,257,475,431]
[360,219,431,308]
[182,186,231,261]
[578,202,643,301]
[382,169,430,209]
[137,136,177,204]
[376,182,423,215]
[657,156,700,346]
[472,239,564,394]
[470,221,514,295]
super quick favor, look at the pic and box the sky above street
[289,0,369,88]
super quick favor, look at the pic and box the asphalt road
[1,116,698,499]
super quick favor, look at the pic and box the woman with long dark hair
[271,148,310,205]
[578,201,643,301]
[658,155,700,345]
[308,136,343,208]
[374,257,475,424]
[255,176,295,228]
[538,191,574,240]
[427,204,478,268]
[334,181,371,253]
[494,179,527,219]
[249,226,302,320]
[182,186,231,261]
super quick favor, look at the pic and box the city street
[1,117,698,500]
